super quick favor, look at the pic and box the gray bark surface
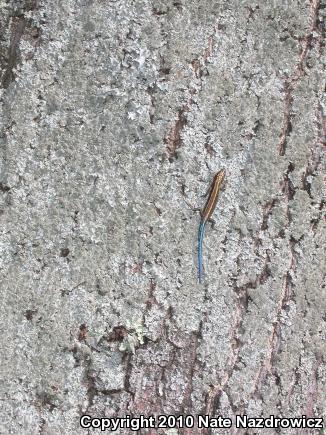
[0,0,325,434]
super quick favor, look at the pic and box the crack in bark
[165,105,188,158]
[302,358,322,419]
[165,29,216,158]
[1,15,26,88]
[277,0,321,156]
[302,103,326,200]
[261,198,279,231]
[122,352,135,399]
[1,1,41,88]
[278,82,293,156]
[280,162,296,221]
[315,103,326,147]
[37,417,46,435]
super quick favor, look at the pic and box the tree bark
[0,0,325,434]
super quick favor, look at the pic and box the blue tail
[198,221,206,283]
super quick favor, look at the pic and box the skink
[198,169,226,283]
